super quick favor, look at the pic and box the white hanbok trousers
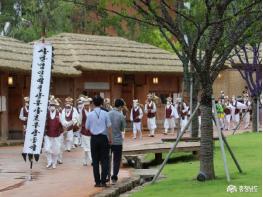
[81,135,92,164]
[58,133,64,162]
[44,136,61,165]
[147,117,157,135]
[180,117,188,132]
[164,118,175,133]
[65,130,73,151]
[243,112,250,128]
[133,122,142,138]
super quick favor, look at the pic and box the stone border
[93,169,164,197]
[93,176,141,197]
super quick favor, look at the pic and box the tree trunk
[198,83,215,180]
[252,96,258,132]
[191,80,200,137]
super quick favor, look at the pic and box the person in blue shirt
[86,95,112,187]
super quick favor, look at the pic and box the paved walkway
[0,128,253,197]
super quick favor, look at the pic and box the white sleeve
[60,109,69,127]
[59,112,63,124]
[144,104,148,113]
[130,109,133,121]
[237,101,247,110]
[86,113,90,130]
[19,108,26,121]
[172,106,179,119]
[151,103,157,113]
[139,108,143,119]
[72,108,79,124]
[182,103,189,113]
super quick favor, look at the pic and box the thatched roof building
[0,33,183,76]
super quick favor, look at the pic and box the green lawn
[131,132,262,197]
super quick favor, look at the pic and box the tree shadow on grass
[143,154,197,169]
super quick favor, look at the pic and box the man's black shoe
[94,184,101,187]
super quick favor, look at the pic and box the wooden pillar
[155,153,163,164]
[0,73,8,141]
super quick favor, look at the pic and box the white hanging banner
[22,43,52,162]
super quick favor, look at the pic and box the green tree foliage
[1,0,176,52]
[0,0,75,42]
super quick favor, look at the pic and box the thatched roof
[0,36,81,76]
[0,33,183,75]
[42,33,183,73]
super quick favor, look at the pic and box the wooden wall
[213,69,247,98]
[4,72,183,137]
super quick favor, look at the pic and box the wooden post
[0,73,8,141]
[155,153,163,164]
[212,99,230,182]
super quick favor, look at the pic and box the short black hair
[115,99,125,108]
[93,95,104,107]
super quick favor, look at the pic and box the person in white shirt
[243,94,252,129]
[74,96,85,147]
[19,96,29,135]
[80,97,93,166]
[144,93,157,137]
[103,98,113,111]
[60,97,79,152]
[164,97,179,135]
[130,99,143,139]
[223,96,233,131]
[177,98,189,132]
[55,97,64,164]
[231,96,247,129]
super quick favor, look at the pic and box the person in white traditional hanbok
[163,97,179,135]
[130,99,143,139]
[81,97,93,166]
[177,98,189,132]
[103,98,113,111]
[61,97,79,152]
[243,94,252,129]
[231,96,247,129]
[74,97,85,147]
[223,96,233,131]
[55,98,64,164]
[44,98,63,169]
[19,96,29,135]
[144,93,157,137]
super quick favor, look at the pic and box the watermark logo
[227,185,258,193]
[227,185,237,193]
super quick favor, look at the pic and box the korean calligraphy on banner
[22,43,52,164]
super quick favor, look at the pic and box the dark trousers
[111,145,123,181]
[90,134,109,185]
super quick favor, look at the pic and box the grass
[131,132,262,197]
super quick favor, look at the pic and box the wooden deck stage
[122,141,200,168]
